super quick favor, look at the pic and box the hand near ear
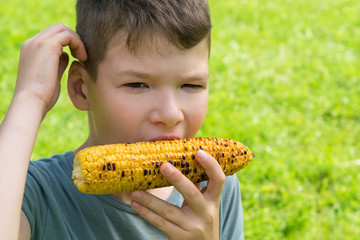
[15,23,87,116]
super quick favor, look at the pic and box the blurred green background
[0,0,359,239]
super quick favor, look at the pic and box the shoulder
[25,151,75,196]
[28,151,73,172]
[24,151,75,203]
[25,151,74,191]
[26,151,73,181]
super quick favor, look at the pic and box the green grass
[1,0,359,239]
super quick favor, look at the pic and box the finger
[195,150,226,200]
[33,23,75,46]
[131,190,185,224]
[62,32,87,62]
[30,23,64,39]
[29,24,87,62]
[160,163,207,214]
[58,52,69,82]
[54,30,87,61]
[130,192,186,236]
[181,182,202,208]
[39,24,87,61]
[36,24,76,40]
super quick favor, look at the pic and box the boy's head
[76,0,212,80]
[69,0,211,146]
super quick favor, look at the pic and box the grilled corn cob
[72,137,254,194]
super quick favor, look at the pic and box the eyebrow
[113,69,209,81]
[113,70,153,79]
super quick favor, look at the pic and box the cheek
[89,94,145,143]
[185,92,209,134]
[90,103,120,142]
[196,99,208,126]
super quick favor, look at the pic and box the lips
[148,135,181,142]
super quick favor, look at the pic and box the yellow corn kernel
[72,137,254,194]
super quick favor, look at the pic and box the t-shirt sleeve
[21,162,50,237]
[219,174,244,240]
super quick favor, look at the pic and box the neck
[72,138,90,156]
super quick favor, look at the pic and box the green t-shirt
[22,152,244,239]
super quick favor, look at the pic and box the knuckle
[191,223,206,237]
[218,172,226,184]
[27,36,46,49]
[142,196,152,206]
[153,216,167,229]
[138,192,153,206]
[21,37,43,52]
[202,206,217,225]
[188,209,217,237]
[160,204,175,219]
[35,39,46,48]
[184,185,200,200]
[53,23,66,30]
[204,211,216,225]
[21,39,30,50]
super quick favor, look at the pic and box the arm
[0,23,87,239]
[130,150,225,240]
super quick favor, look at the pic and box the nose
[149,90,184,128]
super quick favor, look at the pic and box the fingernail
[161,163,174,176]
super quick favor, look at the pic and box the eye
[124,82,149,89]
[181,83,203,89]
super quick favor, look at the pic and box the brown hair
[76,0,212,79]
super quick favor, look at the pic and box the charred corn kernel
[72,137,254,194]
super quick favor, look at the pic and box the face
[85,32,209,145]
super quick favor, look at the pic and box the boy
[0,0,244,239]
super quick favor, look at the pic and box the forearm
[0,91,45,239]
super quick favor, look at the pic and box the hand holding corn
[72,137,254,194]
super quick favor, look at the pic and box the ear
[67,61,91,111]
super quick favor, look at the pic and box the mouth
[148,135,181,142]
